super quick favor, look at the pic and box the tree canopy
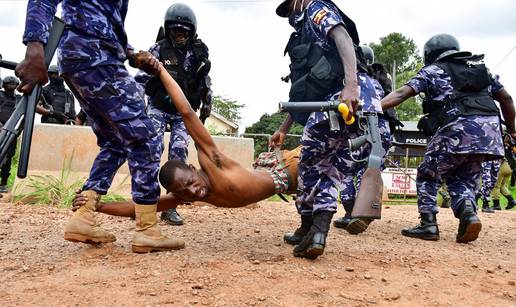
[212,95,245,123]
[245,112,304,156]
[368,32,424,120]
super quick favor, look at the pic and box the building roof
[210,111,239,129]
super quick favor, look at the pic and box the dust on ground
[0,202,515,306]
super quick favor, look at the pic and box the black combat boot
[481,198,494,213]
[401,213,440,241]
[293,211,333,259]
[284,215,313,245]
[160,208,184,226]
[505,195,516,210]
[333,200,354,229]
[456,199,482,243]
[492,199,502,211]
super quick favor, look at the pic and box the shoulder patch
[313,8,328,25]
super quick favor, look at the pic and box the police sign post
[0,17,64,178]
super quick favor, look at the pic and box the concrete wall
[13,123,254,198]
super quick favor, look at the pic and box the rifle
[347,111,385,221]
[0,17,65,178]
[279,101,385,222]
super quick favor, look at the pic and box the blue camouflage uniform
[23,0,161,204]
[407,65,504,216]
[478,159,502,202]
[135,43,200,162]
[292,0,390,215]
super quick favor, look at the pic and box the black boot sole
[456,220,482,244]
[345,218,371,235]
[293,243,324,260]
[401,230,440,241]
[333,220,350,229]
[284,237,302,246]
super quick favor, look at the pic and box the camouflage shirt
[23,0,131,74]
[406,64,504,156]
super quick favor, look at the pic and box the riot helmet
[277,0,310,18]
[47,64,64,87]
[423,34,460,65]
[3,76,19,86]
[164,3,197,42]
[2,76,19,93]
[360,45,374,66]
[276,0,291,17]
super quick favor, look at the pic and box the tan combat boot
[132,204,185,253]
[63,190,116,244]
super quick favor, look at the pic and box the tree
[368,33,424,121]
[245,112,304,156]
[369,32,422,75]
[211,95,245,123]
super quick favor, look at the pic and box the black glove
[50,110,68,123]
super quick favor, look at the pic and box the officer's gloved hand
[200,103,212,120]
[51,111,68,123]
[129,51,160,75]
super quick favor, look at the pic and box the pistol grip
[337,103,355,125]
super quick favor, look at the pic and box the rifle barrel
[0,59,18,70]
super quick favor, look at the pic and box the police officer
[381,34,516,243]
[38,65,76,125]
[0,76,21,193]
[270,0,386,259]
[476,160,502,213]
[491,159,516,210]
[17,0,184,253]
[136,3,212,226]
[333,45,392,232]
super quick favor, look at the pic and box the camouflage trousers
[478,159,502,200]
[63,65,161,204]
[297,120,362,215]
[340,117,392,203]
[417,152,487,217]
[147,104,190,162]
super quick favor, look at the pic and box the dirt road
[0,202,515,306]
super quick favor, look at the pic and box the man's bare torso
[198,149,276,207]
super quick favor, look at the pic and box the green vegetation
[11,150,126,207]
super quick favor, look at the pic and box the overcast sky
[1,0,515,130]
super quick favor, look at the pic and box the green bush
[13,150,126,207]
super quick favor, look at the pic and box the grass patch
[12,150,126,207]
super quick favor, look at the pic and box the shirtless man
[73,66,300,217]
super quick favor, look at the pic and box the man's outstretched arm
[158,65,217,156]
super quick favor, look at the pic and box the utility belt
[417,95,499,136]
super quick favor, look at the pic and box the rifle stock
[351,112,385,220]
[0,17,65,178]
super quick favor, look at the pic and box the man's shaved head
[159,160,191,190]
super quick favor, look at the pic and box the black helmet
[48,65,58,74]
[164,3,197,37]
[276,0,291,17]
[3,76,19,86]
[423,34,460,65]
[360,45,374,66]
